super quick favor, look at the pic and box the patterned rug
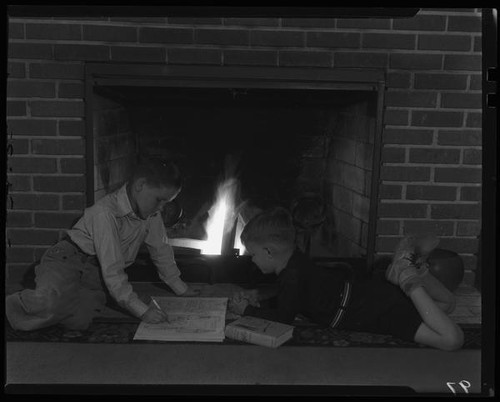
[5,317,481,349]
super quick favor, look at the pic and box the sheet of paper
[133,297,228,342]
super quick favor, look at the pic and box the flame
[168,175,246,255]
[233,214,246,255]
[201,178,240,255]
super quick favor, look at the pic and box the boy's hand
[228,294,249,315]
[239,289,260,307]
[141,305,169,324]
[231,290,260,307]
[180,286,201,297]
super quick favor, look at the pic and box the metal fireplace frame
[85,63,386,269]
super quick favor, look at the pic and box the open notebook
[133,296,228,342]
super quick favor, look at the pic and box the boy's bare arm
[233,285,278,306]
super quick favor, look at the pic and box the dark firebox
[88,66,383,279]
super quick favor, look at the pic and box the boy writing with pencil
[228,207,464,351]
[6,157,198,331]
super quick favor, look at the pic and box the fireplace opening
[87,65,384,278]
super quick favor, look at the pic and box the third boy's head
[127,158,182,220]
[240,207,296,274]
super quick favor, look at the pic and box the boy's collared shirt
[66,184,187,318]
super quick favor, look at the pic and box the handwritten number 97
[447,380,471,394]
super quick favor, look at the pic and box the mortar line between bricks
[399,145,482,149]
[417,10,480,15]
[9,117,85,120]
[383,162,481,167]
[10,135,85,140]
[394,106,480,112]
[7,98,84,104]
[382,180,481,185]
[379,200,479,204]
[7,78,83,83]
[10,153,83,157]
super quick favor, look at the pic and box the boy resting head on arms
[228,207,464,351]
[6,157,198,331]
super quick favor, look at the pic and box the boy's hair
[240,207,296,252]
[129,157,182,190]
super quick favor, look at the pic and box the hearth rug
[5,282,481,349]
[5,315,481,349]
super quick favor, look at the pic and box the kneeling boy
[6,157,198,331]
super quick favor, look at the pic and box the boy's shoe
[386,233,439,295]
[414,233,439,273]
[399,265,425,296]
[415,261,430,276]
[385,236,417,285]
[386,256,414,286]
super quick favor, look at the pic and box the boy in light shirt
[7,157,198,331]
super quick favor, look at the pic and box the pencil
[151,297,169,322]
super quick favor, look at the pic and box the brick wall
[6,9,482,286]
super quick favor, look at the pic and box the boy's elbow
[442,327,464,351]
[443,294,457,315]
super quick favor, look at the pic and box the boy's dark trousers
[6,239,107,331]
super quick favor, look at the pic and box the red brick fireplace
[6,8,482,287]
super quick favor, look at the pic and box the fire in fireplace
[168,176,244,256]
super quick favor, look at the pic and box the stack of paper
[133,297,228,342]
